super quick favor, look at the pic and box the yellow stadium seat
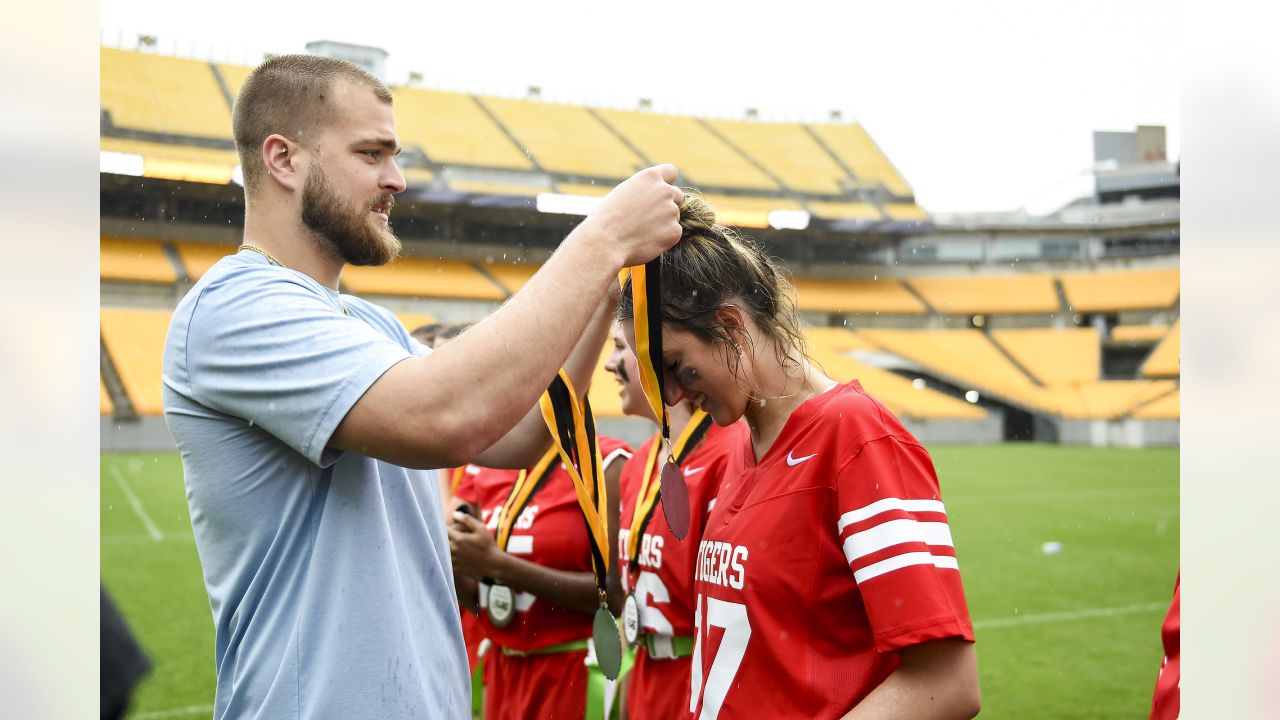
[101,237,177,284]
[172,242,238,281]
[1141,320,1180,378]
[906,274,1060,315]
[806,201,883,222]
[101,377,114,415]
[480,96,643,179]
[447,180,544,197]
[695,193,804,229]
[216,62,253,102]
[394,312,438,337]
[555,182,611,197]
[807,123,914,198]
[342,256,505,300]
[991,328,1100,385]
[1109,324,1171,344]
[392,88,534,171]
[587,341,626,419]
[483,262,538,295]
[1041,380,1178,420]
[402,167,436,187]
[792,277,925,315]
[806,328,985,420]
[101,137,239,184]
[101,47,233,140]
[704,120,848,195]
[1059,268,1180,312]
[101,308,172,415]
[882,203,930,222]
[595,109,779,191]
[1133,389,1179,420]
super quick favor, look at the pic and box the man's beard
[300,165,401,267]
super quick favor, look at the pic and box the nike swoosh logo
[786,451,817,467]
[683,466,706,476]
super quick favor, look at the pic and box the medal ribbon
[621,261,670,448]
[538,369,610,588]
[625,409,713,569]
[493,446,560,552]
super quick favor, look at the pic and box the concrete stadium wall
[902,416,1004,445]
[1055,418,1180,447]
[102,416,177,453]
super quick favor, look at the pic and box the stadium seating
[594,109,780,191]
[394,312,438,337]
[1059,267,1180,312]
[1141,320,1180,377]
[696,193,804,229]
[216,62,253,101]
[1109,324,1171,344]
[100,47,232,140]
[805,328,986,420]
[483,262,538,295]
[341,257,505,300]
[447,180,543,197]
[101,377,114,415]
[705,119,848,195]
[100,137,239,184]
[479,96,643,178]
[807,122,914,198]
[1040,380,1177,420]
[905,274,1060,315]
[882,203,931,222]
[1133,389,1179,420]
[172,241,237,281]
[806,201,883,222]
[392,88,533,171]
[791,277,925,315]
[100,308,172,415]
[991,327,1101,385]
[101,237,178,284]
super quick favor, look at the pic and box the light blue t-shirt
[162,251,469,720]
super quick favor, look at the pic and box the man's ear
[261,134,303,192]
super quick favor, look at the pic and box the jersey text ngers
[618,529,664,569]
[695,540,748,590]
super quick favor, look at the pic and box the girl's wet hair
[617,193,806,376]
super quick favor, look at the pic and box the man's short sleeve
[182,269,413,466]
[834,435,975,652]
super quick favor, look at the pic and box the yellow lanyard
[620,263,670,450]
[493,447,560,552]
[626,409,712,567]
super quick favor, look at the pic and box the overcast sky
[100,0,1179,214]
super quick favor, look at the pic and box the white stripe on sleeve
[842,519,954,563]
[853,551,959,584]
[837,497,946,533]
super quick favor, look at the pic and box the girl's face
[604,322,652,421]
[623,312,756,427]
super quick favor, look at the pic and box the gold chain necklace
[238,243,351,316]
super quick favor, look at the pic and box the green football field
[101,444,1179,719]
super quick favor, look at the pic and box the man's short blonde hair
[232,54,393,197]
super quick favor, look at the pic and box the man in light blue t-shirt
[162,54,684,720]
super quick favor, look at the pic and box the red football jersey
[618,421,747,720]
[1149,573,1179,720]
[689,381,974,719]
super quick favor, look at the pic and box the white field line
[110,465,164,541]
[131,704,214,719]
[974,601,1168,630]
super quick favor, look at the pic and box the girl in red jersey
[604,322,747,720]
[617,196,980,720]
[450,436,631,720]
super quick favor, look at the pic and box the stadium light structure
[912,378,926,390]
[768,210,810,231]
[536,192,602,217]
[100,151,144,177]
[965,390,980,404]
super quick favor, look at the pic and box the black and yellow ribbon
[626,409,713,568]
[537,369,622,678]
[621,260,671,446]
[493,447,560,553]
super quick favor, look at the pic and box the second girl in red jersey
[604,322,746,720]
[451,437,631,720]
[618,195,980,720]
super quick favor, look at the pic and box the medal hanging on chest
[623,259,693,539]
[485,447,559,629]
[539,370,622,679]
[621,592,641,647]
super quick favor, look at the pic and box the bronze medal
[659,458,691,540]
